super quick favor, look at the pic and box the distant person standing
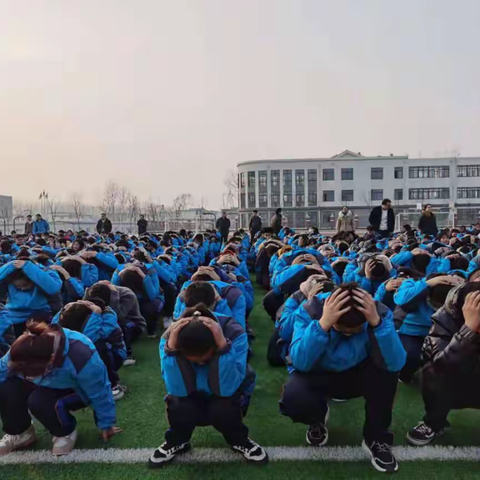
[249,210,262,243]
[336,206,355,233]
[137,215,148,235]
[369,199,395,239]
[96,213,113,235]
[24,215,34,236]
[32,214,50,235]
[418,204,438,237]
[270,208,282,235]
[216,211,231,243]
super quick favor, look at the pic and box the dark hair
[0,240,11,254]
[58,303,93,332]
[276,208,282,215]
[73,239,85,250]
[332,261,348,279]
[429,283,455,311]
[335,283,366,329]
[455,282,480,319]
[382,199,392,206]
[369,259,388,280]
[35,254,51,267]
[337,241,349,254]
[449,256,469,271]
[36,238,47,247]
[412,254,431,274]
[184,282,216,308]
[253,209,258,214]
[397,267,423,280]
[115,253,126,264]
[9,322,55,377]
[120,269,144,294]
[468,269,480,282]
[62,259,82,279]
[176,304,216,356]
[85,283,112,306]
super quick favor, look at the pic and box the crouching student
[149,304,267,467]
[280,285,406,474]
[0,322,121,456]
[407,283,480,446]
[52,300,127,401]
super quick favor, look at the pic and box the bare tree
[172,194,192,221]
[71,194,85,230]
[47,197,60,233]
[100,181,121,219]
[127,195,140,232]
[117,186,130,223]
[222,170,238,210]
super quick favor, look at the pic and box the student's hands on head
[427,275,463,288]
[167,318,190,350]
[385,278,405,292]
[463,291,480,333]
[411,248,431,257]
[76,300,102,315]
[319,289,351,332]
[98,280,116,291]
[201,317,228,350]
[352,289,381,327]
[80,251,97,260]
[365,259,375,279]
[51,265,70,279]
[101,426,123,442]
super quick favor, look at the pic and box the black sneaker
[148,442,190,468]
[306,405,329,447]
[362,440,398,473]
[230,438,268,464]
[406,422,445,446]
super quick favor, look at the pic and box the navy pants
[0,378,85,437]
[165,393,249,447]
[280,359,399,445]
[95,340,124,388]
[121,322,143,357]
[398,334,425,383]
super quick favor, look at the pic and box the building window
[458,165,480,177]
[247,171,256,188]
[394,167,404,179]
[371,189,384,201]
[240,173,245,188]
[295,170,305,188]
[283,170,292,188]
[259,171,267,188]
[394,189,403,201]
[294,211,305,229]
[295,194,305,207]
[341,168,354,181]
[323,169,334,181]
[308,192,317,207]
[259,194,268,207]
[409,166,450,178]
[308,169,317,183]
[371,168,384,180]
[283,193,292,207]
[271,194,280,208]
[240,193,246,209]
[323,190,335,202]
[409,188,450,200]
[457,187,480,199]
[271,170,280,189]
[248,192,256,207]
[341,190,354,202]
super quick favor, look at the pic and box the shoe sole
[148,444,191,469]
[361,440,398,473]
[230,448,269,465]
[0,436,37,456]
[306,406,330,447]
[113,391,125,401]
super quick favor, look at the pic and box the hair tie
[193,311,201,317]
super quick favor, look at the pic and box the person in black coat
[96,213,113,235]
[406,283,480,446]
[137,215,148,235]
[270,208,282,236]
[368,199,395,238]
[249,210,262,243]
[216,212,231,243]
[418,204,438,237]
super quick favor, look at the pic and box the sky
[1,0,479,209]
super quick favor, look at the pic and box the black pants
[95,340,124,388]
[422,368,480,432]
[377,230,391,239]
[121,322,143,357]
[0,378,85,437]
[399,334,424,383]
[139,298,163,336]
[279,359,399,444]
[220,231,229,244]
[165,393,249,447]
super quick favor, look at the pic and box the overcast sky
[1,0,479,208]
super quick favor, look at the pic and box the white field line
[1,446,480,465]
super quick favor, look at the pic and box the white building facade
[237,150,480,230]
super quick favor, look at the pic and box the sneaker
[163,317,173,329]
[230,438,268,464]
[148,442,190,468]
[147,333,157,339]
[112,384,128,401]
[123,356,136,367]
[52,429,78,456]
[362,440,398,473]
[331,398,348,403]
[306,405,329,447]
[0,426,37,455]
[406,422,444,446]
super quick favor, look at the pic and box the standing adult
[32,214,50,235]
[216,211,231,244]
[24,215,34,236]
[271,208,282,236]
[137,215,148,235]
[249,210,262,243]
[96,213,113,235]
[418,204,438,237]
[336,206,355,233]
[369,199,395,239]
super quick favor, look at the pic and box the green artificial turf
[1,282,480,479]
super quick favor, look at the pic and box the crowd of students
[0,208,479,473]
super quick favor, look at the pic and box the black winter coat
[216,217,231,233]
[137,219,148,235]
[96,218,113,234]
[368,206,395,232]
[418,213,438,236]
[249,215,262,233]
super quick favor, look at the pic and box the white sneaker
[123,356,136,367]
[52,429,78,456]
[0,426,37,455]
[112,384,128,401]
[147,333,157,339]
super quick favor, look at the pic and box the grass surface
[1,282,480,478]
